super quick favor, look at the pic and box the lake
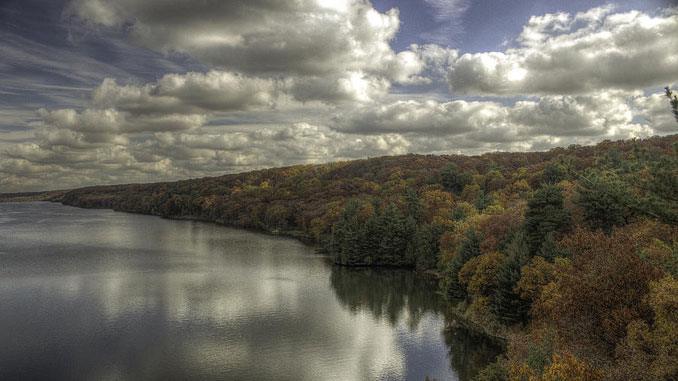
[0,202,501,380]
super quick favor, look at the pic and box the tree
[441,163,473,194]
[524,184,571,255]
[444,228,482,302]
[617,276,678,380]
[666,86,678,123]
[404,188,425,222]
[412,223,444,270]
[459,251,503,297]
[491,230,531,324]
[327,200,364,265]
[575,171,630,233]
[540,228,664,360]
[542,161,568,184]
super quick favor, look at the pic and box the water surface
[0,202,501,380]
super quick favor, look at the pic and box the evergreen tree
[537,232,569,262]
[328,199,364,265]
[444,228,482,302]
[491,230,531,324]
[542,161,568,184]
[524,184,571,255]
[473,189,494,212]
[412,223,444,270]
[441,163,473,194]
[376,203,408,265]
[405,188,425,222]
[575,174,629,233]
[666,86,678,123]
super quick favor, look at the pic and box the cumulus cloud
[64,0,429,86]
[447,6,678,96]
[331,99,501,135]
[92,72,281,114]
[2,3,677,193]
[331,90,655,141]
[635,88,678,133]
[37,108,207,139]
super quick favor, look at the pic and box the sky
[0,0,677,192]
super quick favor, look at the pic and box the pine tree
[666,86,678,123]
[328,199,364,265]
[473,189,494,212]
[537,232,569,262]
[441,163,473,194]
[575,172,630,233]
[524,184,571,255]
[376,203,407,265]
[412,223,444,270]
[491,230,531,324]
[444,228,482,302]
[405,188,425,222]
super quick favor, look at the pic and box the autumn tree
[615,275,678,380]
[539,228,664,360]
[444,228,482,302]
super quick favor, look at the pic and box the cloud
[331,99,502,135]
[92,72,281,114]
[635,87,678,133]
[63,0,427,85]
[447,6,678,96]
[37,108,207,137]
[4,84,670,192]
[2,3,677,193]
[332,90,655,142]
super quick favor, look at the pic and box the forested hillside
[44,134,678,380]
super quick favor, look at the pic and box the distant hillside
[45,135,677,242]
[0,190,68,203]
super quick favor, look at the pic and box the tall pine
[491,230,531,324]
[444,228,482,302]
[524,184,571,255]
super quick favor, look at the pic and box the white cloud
[332,90,657,141]
[64,0,428,86]
[635,87,678,133]
[92,72,281,114]
[447,7,678,96]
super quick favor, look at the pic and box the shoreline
[12,199,510,347]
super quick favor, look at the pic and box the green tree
[575,171,630,233]
[328,200,364,265]
[404,188,426,222]
[666,86,678,123]
[444,228,482,302]
[524,184,571,255]
[542,161,568,184]
[441,163,473,194]
[491,230,531,324]
[412,223,444,270]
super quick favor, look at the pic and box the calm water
[0,202,501,380]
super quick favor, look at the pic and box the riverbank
[54,198,513,351]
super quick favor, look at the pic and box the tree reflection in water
[330,266,504,380]
[444,324,505,380]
